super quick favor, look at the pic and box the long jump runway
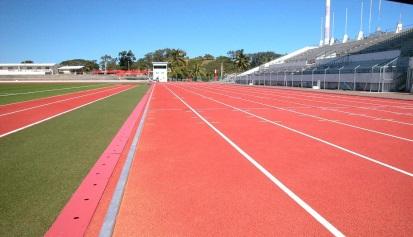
[107,83,412,236]
[0,84,134,138]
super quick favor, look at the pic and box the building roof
[57,66,85,70]
[152,62,168,65]
[387,0,413,5]
[0,63,55,67]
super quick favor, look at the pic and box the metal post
[312,68,317,88]
[382,65,387,92]
[301,70,303,88]
[370,64,378,92]
[291,73,294,87]
[353,65,361,91]
[269,72,272,86]
[284,71,287,87]
[324,67,329,90]
[338,66,344,90]
[378,67,382,92]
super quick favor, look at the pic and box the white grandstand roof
[58,66,85,70]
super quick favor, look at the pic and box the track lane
[207,84,413,127]
[200,84,413,140]
[0,85,134,137]
[224,84,413,122]
[184,84,413,174]
[240,84,413,108]
[111,84,333,236]
[168,83,413,236]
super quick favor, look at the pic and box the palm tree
[234,49,250,72]
[168,49,187,80]
[190,61,205,81]
[169,49,186,66]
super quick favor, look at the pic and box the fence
[234,70,397,92]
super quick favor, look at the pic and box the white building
[0,63,55,75]
[57,66,85,75]
[152,62,168,82]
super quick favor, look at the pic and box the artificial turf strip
[0,84,148,237]
[0,83,111,105]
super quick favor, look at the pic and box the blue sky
[0,0,412,63]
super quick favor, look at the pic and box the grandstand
[232,1,413,93]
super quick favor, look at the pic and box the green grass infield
[0,84,148,236]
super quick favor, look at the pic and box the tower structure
[324,0,331,45]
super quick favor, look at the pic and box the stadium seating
[234,27,413,92]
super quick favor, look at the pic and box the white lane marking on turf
[198,85,413,141]
[99,85,154,237]
[0,87,133,138]
[175,84,413,178]
[0,84,112,107]
[165,85,345,237]
[0,85,124,117]
[0,84,101,97]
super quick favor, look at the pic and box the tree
[134,58,150,70]
[189,60,206,81]
[168,49,188,79]
[248,52,282,68]
[203,56,238,77]
[118,50,136,70]
[232,49,250,72]
[59,59,99,72]
[203,54,215,60]
[99,55,117,71]
[21,60,33,64]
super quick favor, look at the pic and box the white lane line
[165,85,345,237]
[174,84,413,178]
[99,85,154,237]
[238,84,413,107]
[0,84,102,97]
[0,84,112,107]
[219,85,413,116]
[0,87,133,138]
[193,85,413,143]
[208,85,413,127]
[0,86,125,117]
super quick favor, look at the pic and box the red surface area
[110,83,412,236]
[0,85,133,137]
[45,85,152,237]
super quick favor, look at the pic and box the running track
[0,84,134,138]
[109,83,412,236]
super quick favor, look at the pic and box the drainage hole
[73,217,79,220]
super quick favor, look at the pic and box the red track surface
[110,83,412,236]
[0,85,134,137]
[45,87,151,237]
